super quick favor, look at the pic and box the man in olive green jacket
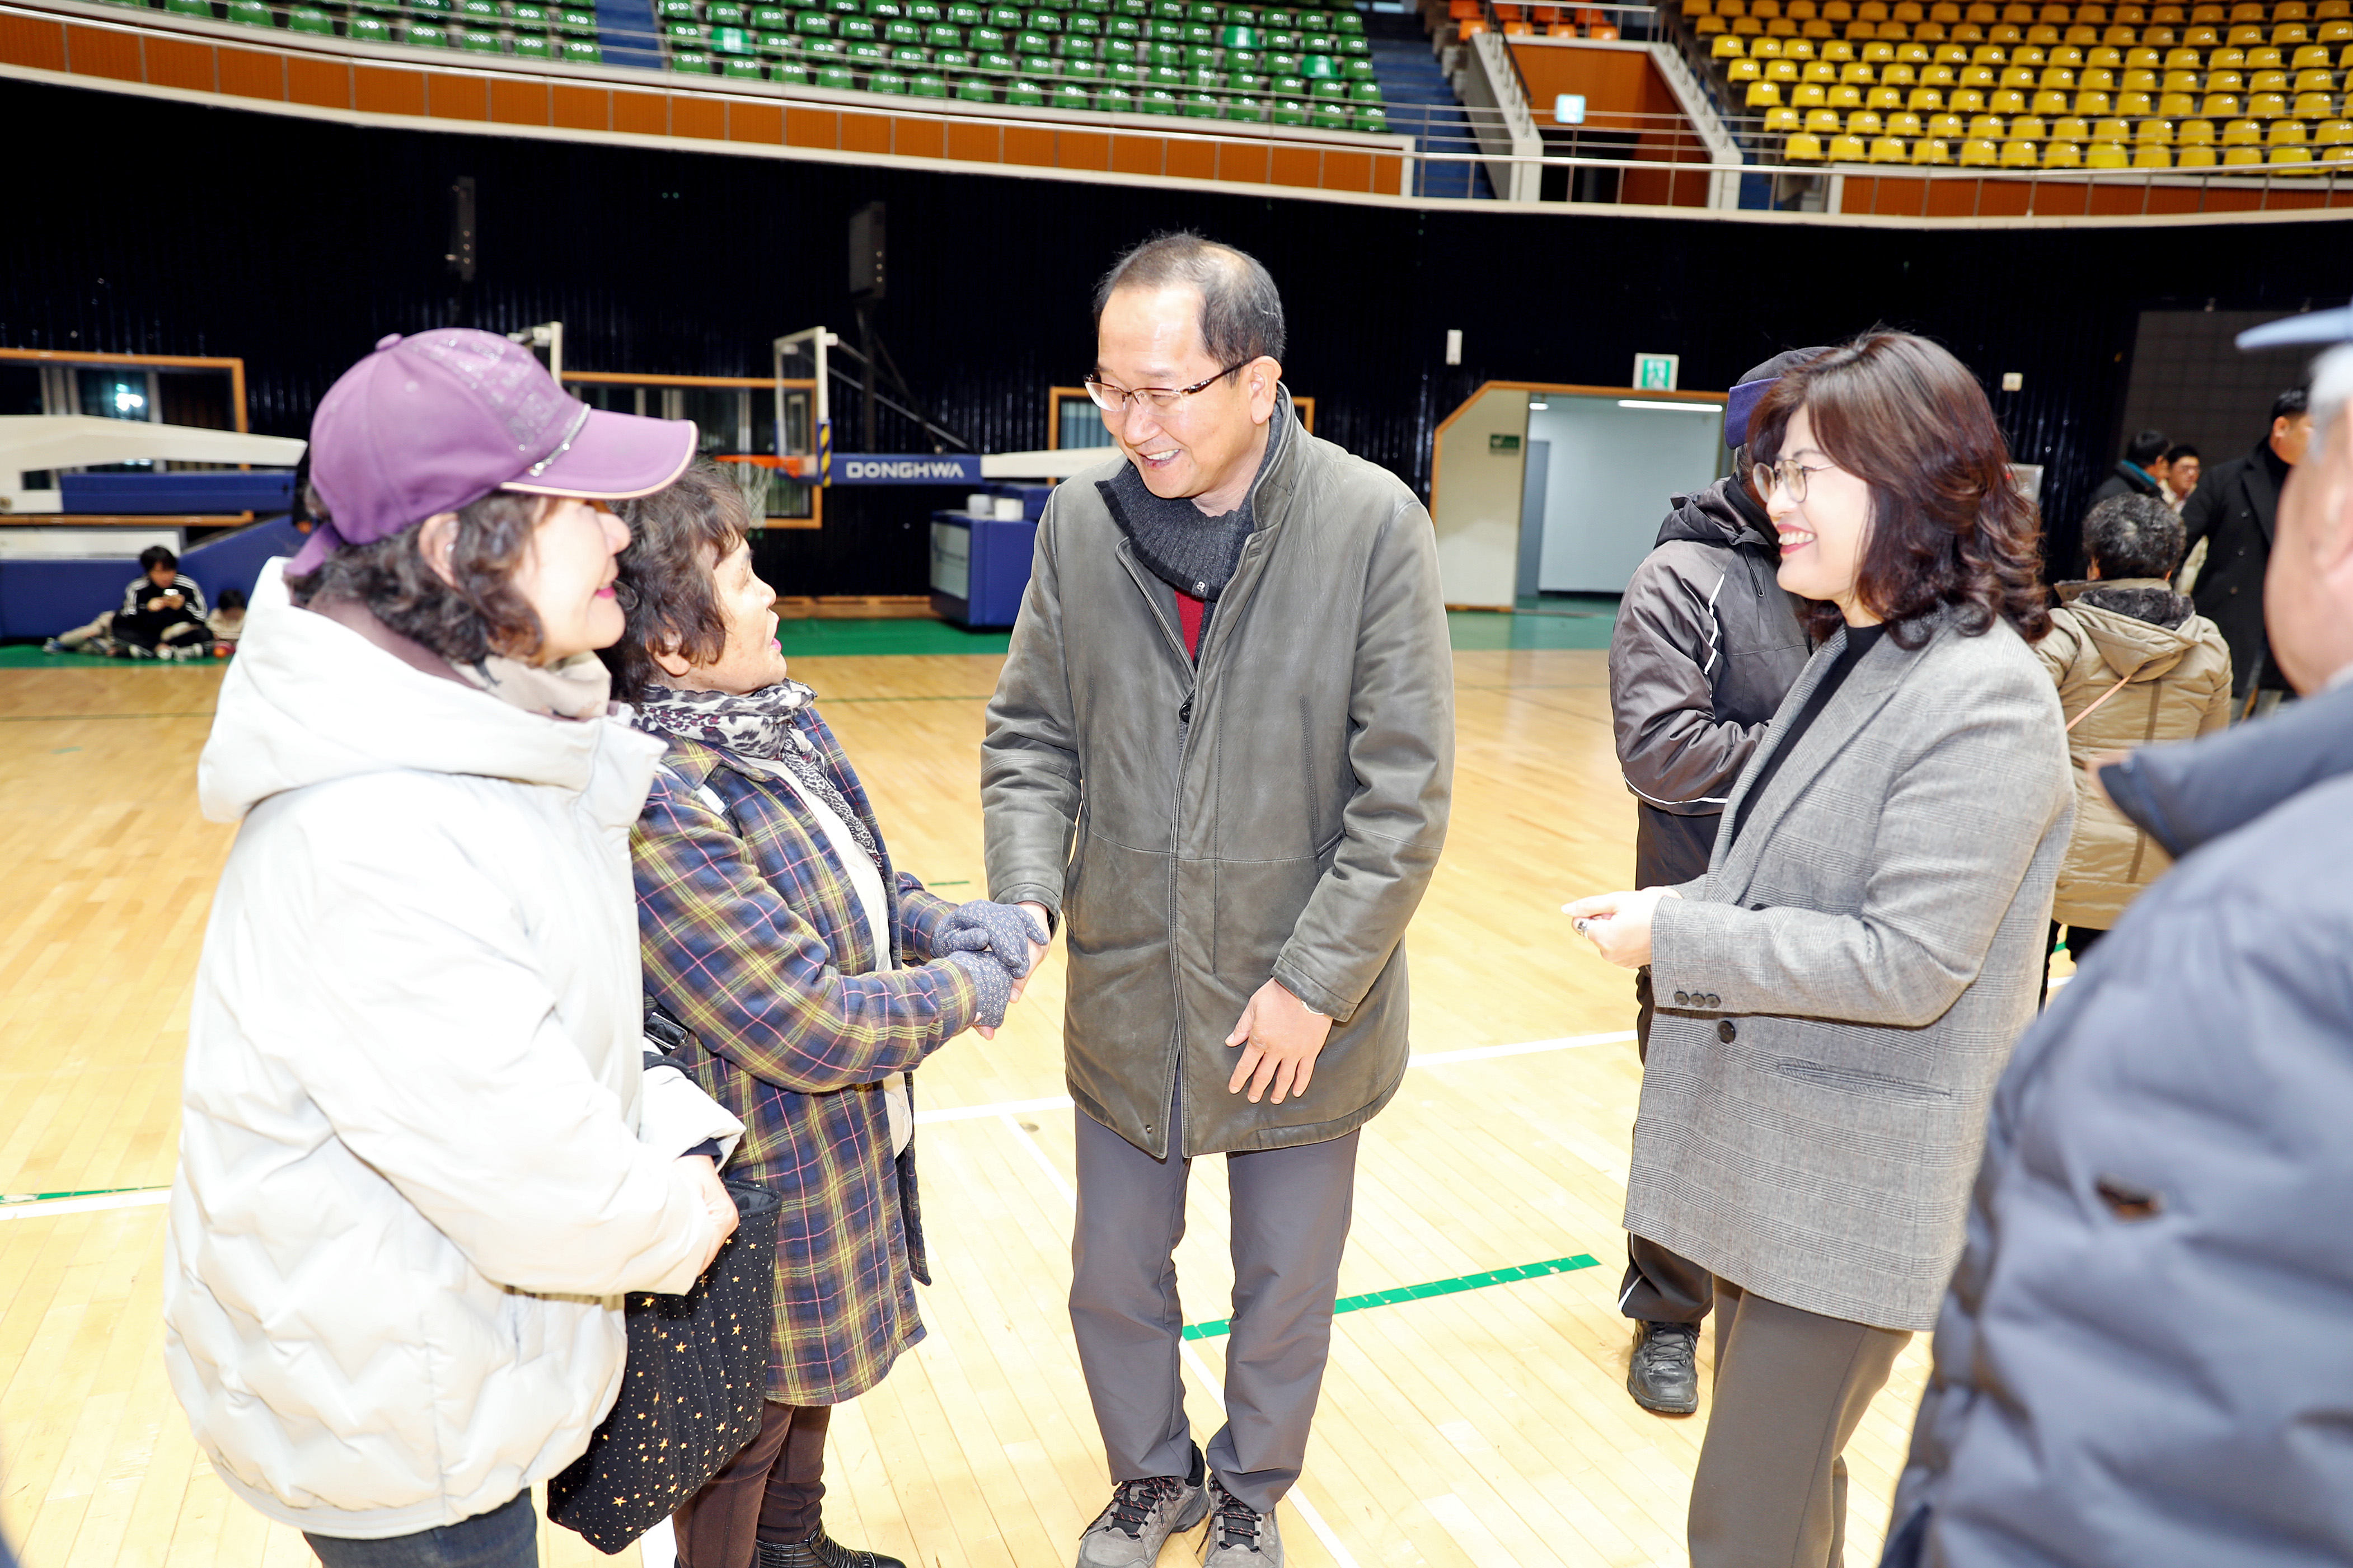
[982,234,1453,1568]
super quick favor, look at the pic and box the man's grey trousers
[1069,1109,1360,1512]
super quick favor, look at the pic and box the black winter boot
[754,1526,907,1568]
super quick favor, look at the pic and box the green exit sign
[1633,353,1680,390]
[1489,432,1521,453]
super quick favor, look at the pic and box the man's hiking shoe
[1199,1475,1281,1566]
[1077,1445,1209,1567]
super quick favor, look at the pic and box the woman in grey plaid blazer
[1569,334,2074,1568]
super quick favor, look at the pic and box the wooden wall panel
[64,22,140,80]
[425,69,488,119]
[840,109,892,154]
[1002,123,1054,167]
[1164,135,1214,181]
[1268,143,1320,187]
[727,99,782,144]
[784,105,838,146]
[285,54,349,106]
[351,63,424,115]
[944,118,998,162]
[1323,148,1371,191]
[894,115,945,159]
[215,44,284,101]
[1109,133,1161,176]
[489,76,549,124]
[611,87,667,134]
[671,93,724,138]
[549,81,606,128]
[140,32,212,91]
[0,12,68,71]
[1057,128,1112,170]
[1216,140,1272,184]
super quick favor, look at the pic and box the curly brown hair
[1749,331,2049,649]
[599,462,754,704]
[285,488,549,664]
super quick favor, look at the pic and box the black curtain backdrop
[7,78,2345,594]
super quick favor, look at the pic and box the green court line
[1180,1254,1600,1341]
[2,1184,170,1206]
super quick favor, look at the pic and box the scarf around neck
[1099,406,1288,602]
[631,679,883,868]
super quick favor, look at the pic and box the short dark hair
[2082,493,2185,581]
[2124,429,2170,467]
[285,486,550,664]
[1092,232,1286,368]
[2275,387,2311,423]
[217,587,247,611]
[139,546,177,573]
[1749,330,2049,648]
[2164,443,2200,465]
[601,462,754,705]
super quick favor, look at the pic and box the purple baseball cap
[292,328,697,574]
[1724,346,1831,450]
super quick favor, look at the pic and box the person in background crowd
[1568,331,2072,1568]
[165,329,743,1568]
[1604,346,1817,1418]
[983,233,1454,1568]
[2084,428,2170,514]
[205,586,249,647]
[112,544,210,659]
[603,463,1034,1568]
[1881,320,2353,1568]
[2033,494,2232,1003]
[2163,443,2201,513]
[2184,387,2312,715]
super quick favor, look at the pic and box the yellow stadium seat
[1970,108,2010,132]
[1734,16,1765,31]
[1869,132,1912,154]
[1828,130,1871,153]
[2276,23,2312,45]
[1714,31,1750,52]
[1807,104,1847,125]
[2053,111,2093,135]
[2177,140,2220,161]
[1831,82,1868,101]
[2138,114,2175,138]
[1910,84,1951,103]
[2324,139,2353,158]
[2221,140,2264,159]
[1893,107,1928,129]
[2089,112,2131,136]
[2295,91,2335,115]
[1999,132,2041,158]
[2158,90,2197,111]
[2294,44,2332,66]
[1929,108,1968,130]
[2249,91,2289,115]
[2321,116,2353,139]
[2326,18,2353,40]
[1960,133,2003,157]
[1731,58,1766,77]
[1991,86,2031,106]
[2132,141,2173,161]
[2178,114,2217,139]
[2270,141,2315,159]
[2012,110,2049,134]
[2295,65,2333,88]
[2163,44,2199,65]
[1786,128,1830,155]
[2220,114,2261,138]
[2117,90,2154,112]
[2077,87,2116,109]
[1769,57,1804,76]
[2271,115,2312,140]
[2088,138,2131,161]
[1911,132,1956,156]
[1793,81,1830,102]
[1870,83,1909,102]
[1764,104,1805,126]
[1747,77,1785,100]
[2000,63,2037,83]
[2043,135,2085,159]
[1850,106,1888,129]
[2204,91,2244,113]
[1697,14,1729,30]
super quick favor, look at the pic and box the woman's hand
[1562,887,1680,970]
[678,1154,738,1273]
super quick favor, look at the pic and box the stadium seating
[104,0,1382,124]
[1683,0,2351,172]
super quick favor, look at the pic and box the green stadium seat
[164,0,215,17]
[817,59,856,82]
[1098,82,1136,108]
[1006,74,1045,99]
[910,68,948,90]
[459,25,504,47]
[772,55,812,78]
[670,45,712,64]
[556,7,596,30]
[957,71,996,95]
[509,30,554,51]
[1351,104,1385,130]
[1141,84,1182,110]
[1309,100,1348,126]
[1051,79,1091,105]
[224,0,272,24]
[560,34,599,55]
[868,65,910,86]
[1269,95,1306,123]
[405,21,451,44]
[348,13,394,39]
[288,6,336,32]
[1225,92,1267,118]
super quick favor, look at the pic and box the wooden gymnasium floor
[0,641,1943,1568]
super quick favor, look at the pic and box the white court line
[999,1113,1366,1568]
[0,1188,169,1222]
[915,1028,1635,1127]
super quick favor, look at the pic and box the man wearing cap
[165,328,739,1568]
[1603,349,1817,1416]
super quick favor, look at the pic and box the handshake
[935,899,1053,1038]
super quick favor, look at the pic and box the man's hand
[1562,887,1680,970]
[677,1154,738,1273]
[1225,979,1333,1105]
[1012,902,1052,1006]
[146,595,171,613]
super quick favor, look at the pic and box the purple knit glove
[937,899,1050,978]
[943,950,1010,1029]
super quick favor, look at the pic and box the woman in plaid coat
[602,465,1042,1568]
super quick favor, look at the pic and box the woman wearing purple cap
[165,330,747,1567]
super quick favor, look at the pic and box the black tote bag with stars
[547,1179,784,1555]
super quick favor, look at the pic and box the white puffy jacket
[164,560,741,1541]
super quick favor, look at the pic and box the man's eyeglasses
[1084,360,1253,416]
[1756,456,1836,504]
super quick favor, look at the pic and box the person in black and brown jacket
[1602,348,1818,1416]
[114,545,210,658]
